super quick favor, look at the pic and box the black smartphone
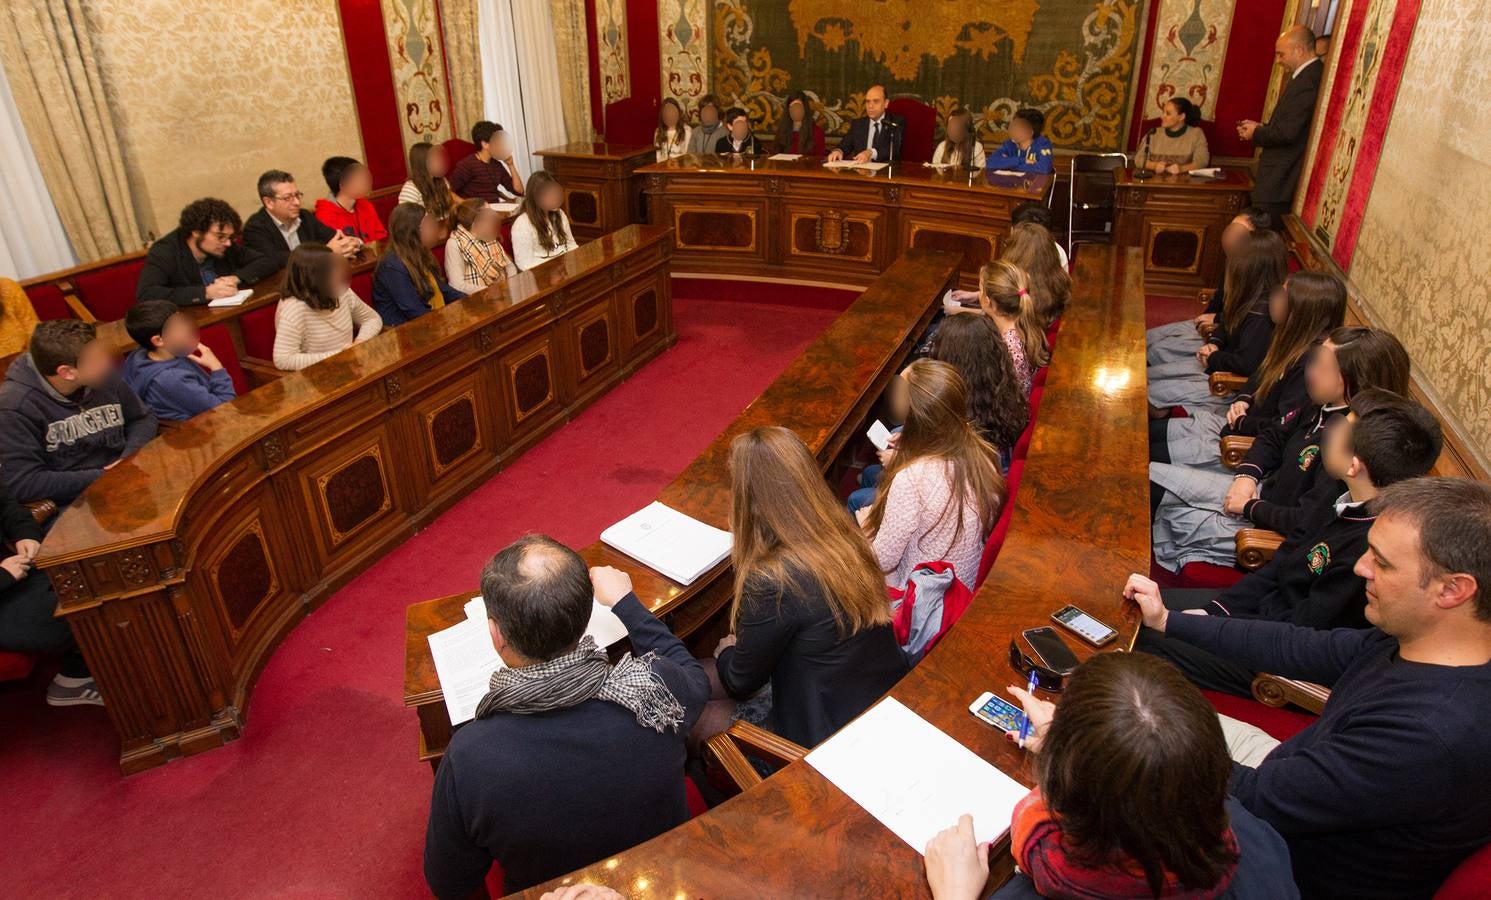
[1021,626,1079,674]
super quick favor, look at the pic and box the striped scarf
[473,635,686,732]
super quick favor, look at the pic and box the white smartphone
[1050,604,1119,647]
[968,691,1025,734]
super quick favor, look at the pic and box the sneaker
[47,675,104,707]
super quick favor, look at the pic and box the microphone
[885,119,900,166]
[1133,126,1156,180]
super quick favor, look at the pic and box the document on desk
[989,169,1026,177]
[601,501,732,585]
[806,697,1028,853]
[429,596,631,725]
[207,288,253,308]
[823,159,889,172]
[487,201,521,214]
[767,153,802,161]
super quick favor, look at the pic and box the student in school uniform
[715,107,764,156]
[685,94,726,155]
[1150,326,1412,572]
[272,243,382,371]
[692,426,907,750]
[443,199,516,295]
[857,360,1004,592]
[371,203,465,326]
[313,156,387,243]
[1147,207,1271,366]
[985,108,1054,175]
[120,300,236,420]
[1000,222,1070,327]
[929,108,985,169]
[653,98,692,162]
[510,172,580,271]
[1135,97,1211,174]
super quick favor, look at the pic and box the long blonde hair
[1002,222,1070,326]
[980,260,1051,369]
[863,360,1005,566]
[729,427,890,636]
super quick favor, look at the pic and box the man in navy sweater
[1137,389,1443,695]
[423,535,709,897]
[1125,477,1491,899]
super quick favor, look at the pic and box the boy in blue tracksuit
[121,299,236,421]
[987,107,1055,175]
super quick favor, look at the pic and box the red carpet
[0,282,853,897]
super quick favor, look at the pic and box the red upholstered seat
[197,324,248,395]
[432,242,446,269]
[23,283,74,321]
[1026,385,1045,423]
[442,138,476,164]
[886,98,935,163]
[602,97,657,146]
[350,270,375,307]
[370,190,401,227]
[74,258,147,322]
[0,651,37,682]
[240,305,278,361]
[1201,689,1314,742]
[1177,561,1245,590]
[975,458,1025,589]
[1435,843,1491,899]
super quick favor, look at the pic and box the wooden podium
[1113,167,1253,294]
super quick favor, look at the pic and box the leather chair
[886,97,936,164]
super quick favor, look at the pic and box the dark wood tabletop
[641,152,1053,201]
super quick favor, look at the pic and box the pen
[1017,670,1038,748]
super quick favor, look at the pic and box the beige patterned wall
[1349,0,1491,459]
[86,0,363,237]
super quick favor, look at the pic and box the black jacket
[1251,59,1323,206]
[1205,297,1275,377]
[716,569,908,748]
[135,228,279,307]
[1237,403,1345,535]
[241,208,338,271]
[1225,344,1317,438]
[714,134,764,156]
[0,353,156,506]
[423,593,709,897]
[0,481,44,593]
[836,112,908,161]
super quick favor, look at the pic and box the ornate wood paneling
[316,447,395,547]
[674,207,760,253]
[422,388,482,478]
[905,219,1000,274]
[564,188,600,226]
[209,519,280,634]
[786,208,877,262]
[1113,167,1252,293]
[1145,222,1206,274]
[503,338,557,427]
[537,143,655,241]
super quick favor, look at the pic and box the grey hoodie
[0,354,157,506]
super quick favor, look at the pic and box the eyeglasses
[272,191,304,202]
[208,230,235,241]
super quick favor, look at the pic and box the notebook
[600,501,732,586]
[806,697,1028,853]
[207,288,253,308]
[867,419,893,451]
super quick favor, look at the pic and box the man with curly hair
[135,197,279,306]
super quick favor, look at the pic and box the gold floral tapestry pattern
[380,0,455,155]
[711,0,1142,148]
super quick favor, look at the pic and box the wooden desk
[36,225,675,774]
[537,143,655,242]
[642,155,1051,288]
[1113,167,1253,294]
[502,244,1149,898]
[403,247,963,765]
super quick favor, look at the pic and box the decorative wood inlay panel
[632,288,659,340]
[210,520,279,632]
[673,209,757,252]
[578,317,612,376]
[1145,223,1205,273]
[566,189,600,225]
[477,327,494,352]
[260,433,287,470]
[384,373,403,403]
[316,448,393,546]
[908,223,997,272]
[117,547,154,589]
[50,562,88,606]
[509,347,555,423]
[423,390,481,477]
[790,211,874,261]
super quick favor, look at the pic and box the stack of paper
[427,596,630,725]
[601,501,732,585]
[767,153,803,161]
[806,698,1028,853]
[823,159,889,172]
[208,288,253,308]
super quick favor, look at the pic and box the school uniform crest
[1298,445,1319,471]
[1307,541,1330,575]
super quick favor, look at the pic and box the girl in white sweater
[510,171,579,271]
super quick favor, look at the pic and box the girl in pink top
[857,359,1005,591]
[946,260,1050,396]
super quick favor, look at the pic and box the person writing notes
[828,84,905,164]
[371,203,464,326]
[511,172,580,271]
[272,243,382,371]
[136,198,278,306]
[242,170,358,269]
[775,90,825,156]
[923,652,1298,900]
[930,108,985,168]
[1136,97,1211,174]
[444,199,516,295]
[685,94,725,155]
[450,120,526,204]
[986,108,1054,175]
[1237,26,1323,227]
[313,156,387,244]
[715,107,764,156]
[423,536,707,896]
[654,98,692,162]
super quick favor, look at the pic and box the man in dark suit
[827,84,907,164]
[1238,25,1323,228]
[241,170,360,270]
[135,198,279,307]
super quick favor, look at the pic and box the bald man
[1237,25,1323,228]
[828,84,907,164]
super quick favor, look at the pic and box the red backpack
[887,561,975,664]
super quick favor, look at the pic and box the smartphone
[1051,604,1118,647]
[969,691,1025,734]
[1020,626,1079,674]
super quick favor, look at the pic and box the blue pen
[1017,670,1039,748]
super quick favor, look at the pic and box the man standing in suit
[1238,25,1323,228]
[827,84,906,164]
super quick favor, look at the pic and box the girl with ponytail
[975,260,1049,396]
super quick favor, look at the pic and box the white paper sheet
[601,501,732,585]
[487,201,521,214]
[767,153,802,161]
[989,169,1026,177]
[207,288,253,308]
[823,159,889,172]
[805,697,1028,854]
[867,419,893,451]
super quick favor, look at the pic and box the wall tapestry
[379,0,455,155]
[1298,0,1423,267]
[1141,0,1235,119]
[710,0,1143,148]
[596,0,632,104]
[661,0,711,105]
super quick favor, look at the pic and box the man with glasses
[243,169,359,269]
[136,197,279,306]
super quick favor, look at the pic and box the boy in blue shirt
[987,107,1055,175]
[121,299,236,421]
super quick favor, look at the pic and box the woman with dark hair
[511,172,579,270]
[986,108,1054,174]
[924,652,1296,900]
[1137,97,1211,174]
[685,94,725,155]
[313,156,387,242]
[774,91,825,156]
[273,243,382,370]
[371,203,464,325]
[930,108,985,168]
[399,142,461,240]
[716,107,764,156]
[929,314,1029,468]
[654,97,692,162]
[692,426,906,749]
